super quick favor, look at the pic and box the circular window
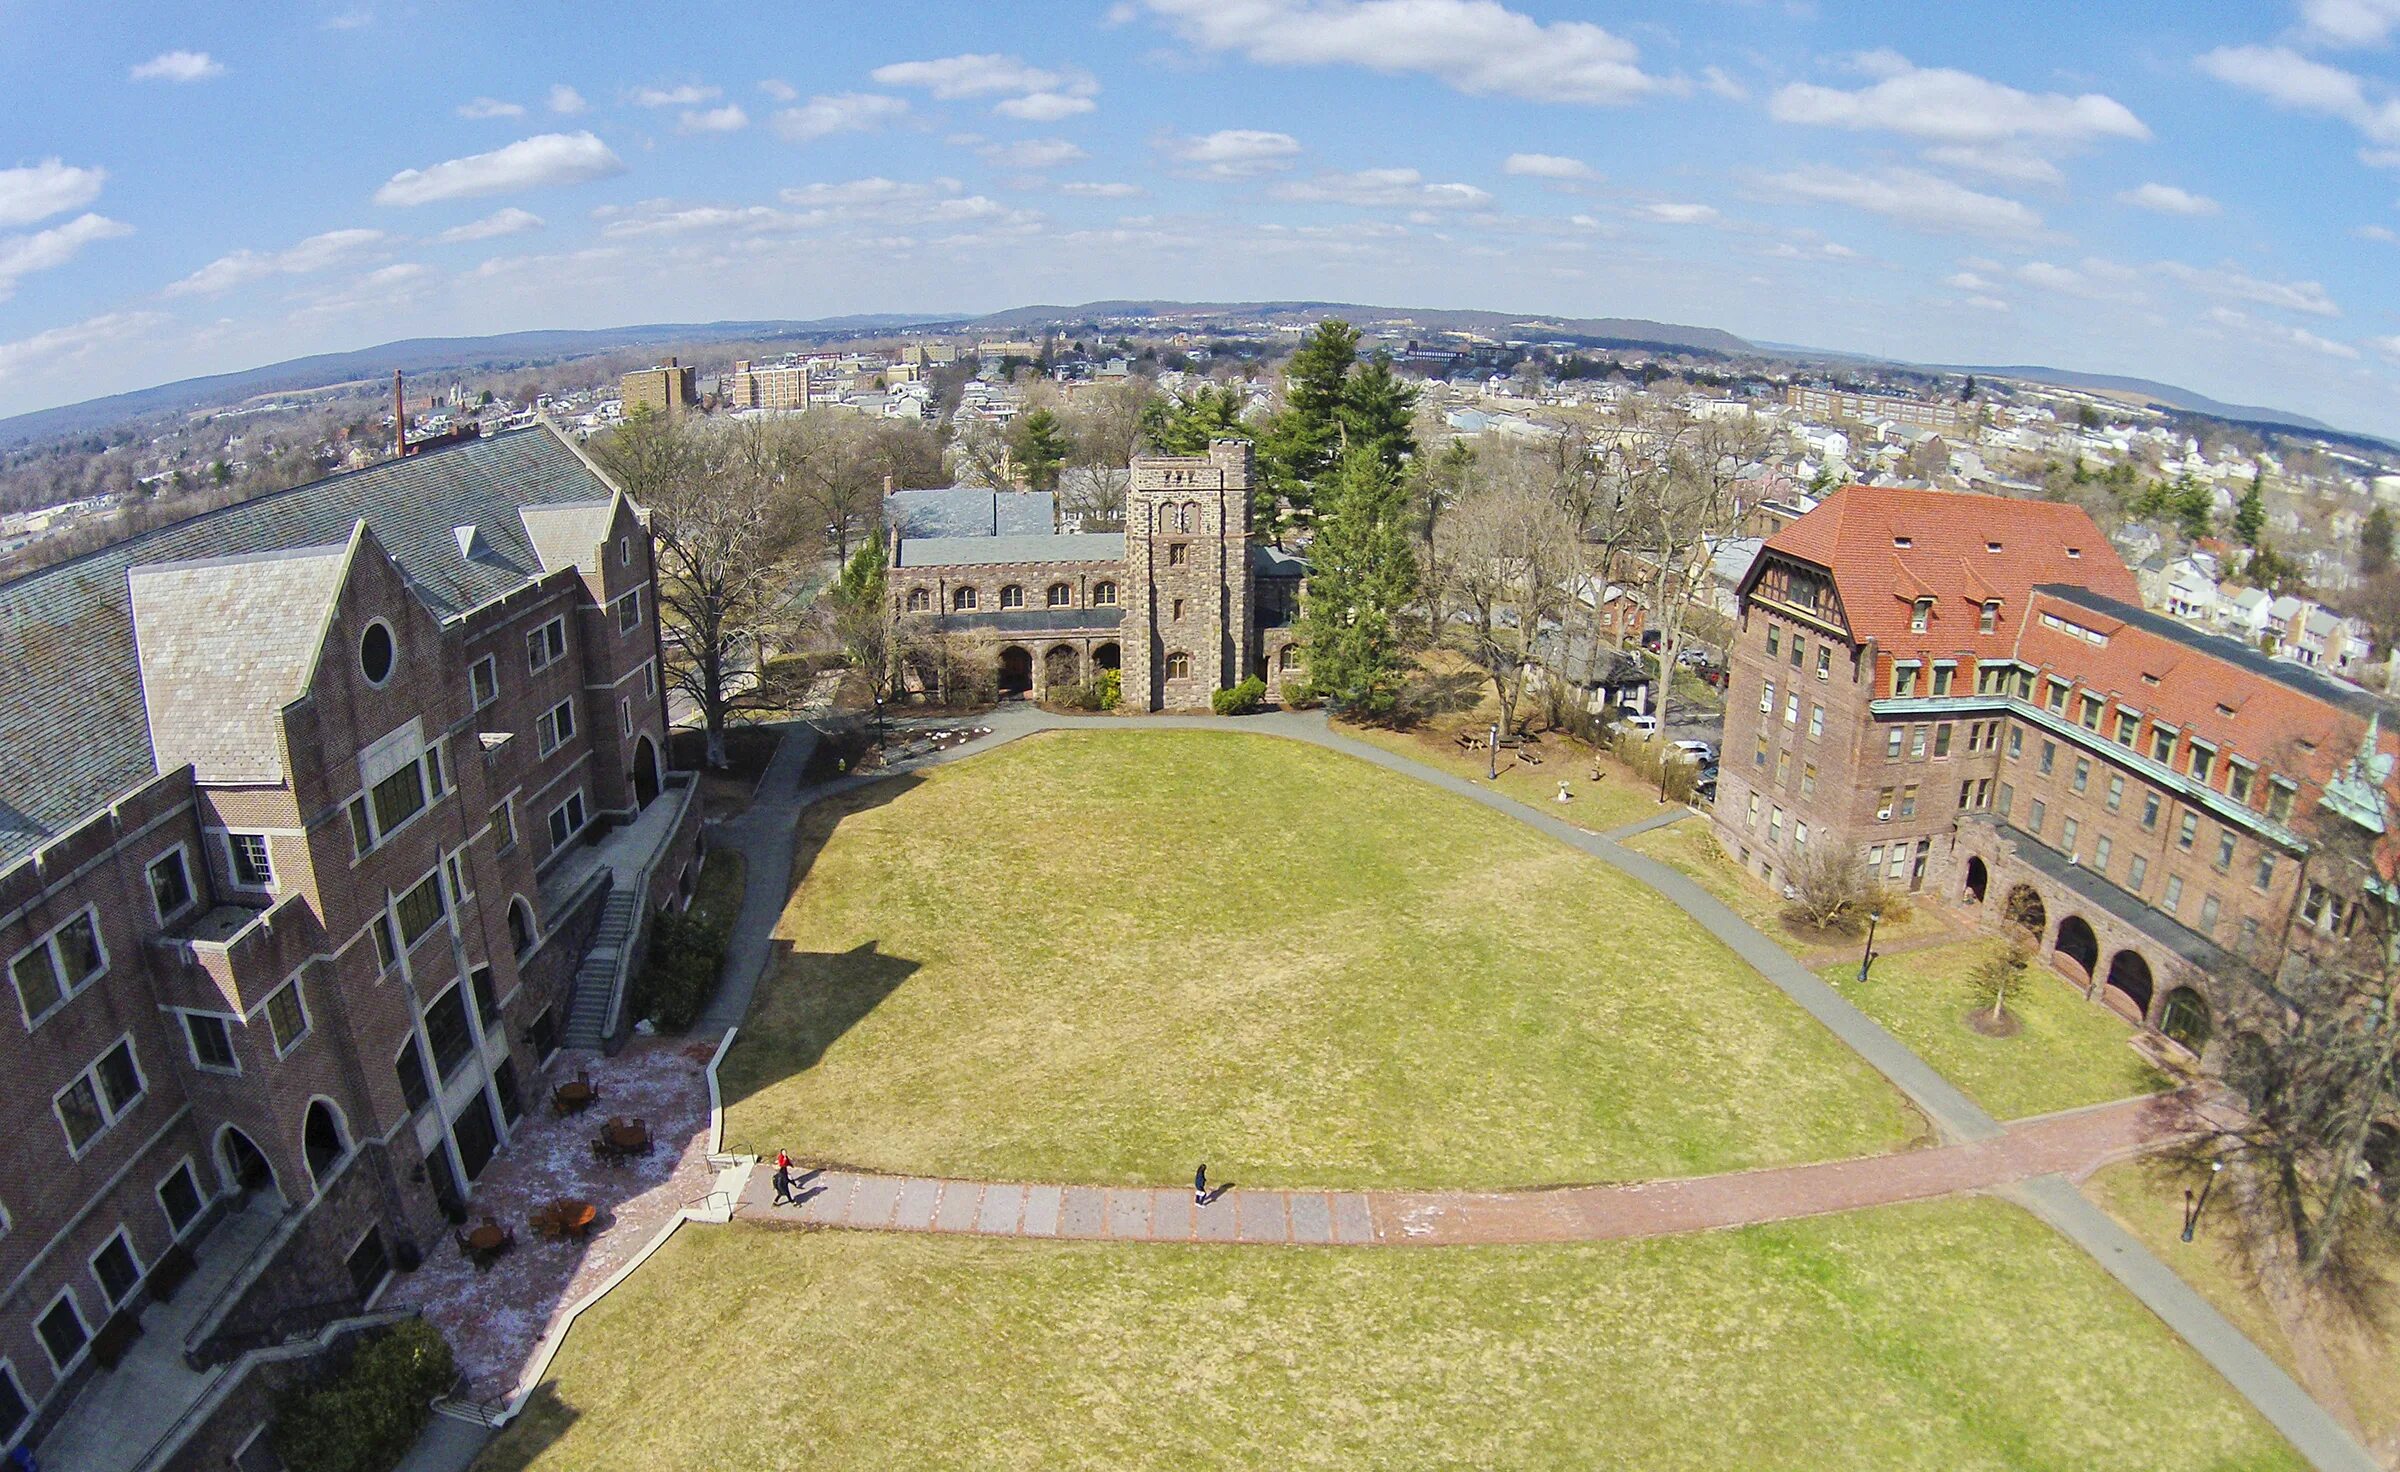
[359,621,396,685]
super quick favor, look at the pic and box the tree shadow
[1389,668,1486,731]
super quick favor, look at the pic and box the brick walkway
[739,1090,2194,1248]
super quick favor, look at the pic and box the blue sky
[3,0,2399,435]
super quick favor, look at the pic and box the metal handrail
[599,777,697,1041]
[190,1291,366,1366]
[128,1309,413,1472]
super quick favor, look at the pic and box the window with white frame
[548,790,588,848]
[617,589,641,634]
[394,871,448,950]
[491,799,516,852]
[157,1160,205,1238]
[264,980,309,1056]
[226,832,273,889]
[621,696,632,736]
[90,1229,142,1309]
[641,660,657,699]
[527,615,567,673]
[537,698,576,755]
[36,1290,88,1372]
[183,1011,239,1073]
[56,1038,143,1156]
[148,846,196,924]
[0,1360,27,1447]
[11,909,107,1026]
[470,653,499,710]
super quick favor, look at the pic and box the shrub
[1606,730,1697,804]
[1780,843,1895,936]
[270,1318,456,1472]
[1094,667,1122,710]
[1211,675,1267,716]
[801,723,869,783]
[631,907,730,1033]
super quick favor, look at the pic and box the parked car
[1620,714,1659,735]
[1670,739,1716,765]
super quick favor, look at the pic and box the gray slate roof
[130,541,353,786]
[0,425,622,865]
[895,533,1124,568]
[1254,544,1308,578]
[518,501,619,573]
[885,486,1056,538]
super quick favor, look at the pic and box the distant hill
[966,299,1755,355]
[1933,363,2336,433]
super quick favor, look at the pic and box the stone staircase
[559,889,638,1050]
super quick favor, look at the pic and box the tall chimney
[393,369,406,457]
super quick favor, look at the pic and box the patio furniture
[604,1118,651,1156]
[553,1078,597,1116]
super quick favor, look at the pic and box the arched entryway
[998,646,1033,697]
[633,734,661,807]
[2053,914,2099,979]
[2158,985,2211,1054]
[1044,644,1079,691]
[1092,641,1121,672]
[2103,948,2155,1021]
[218,1125,276,1199]
[2002,884,2045,938]
[1964,856,1989,904]
[303,1100,350,1189]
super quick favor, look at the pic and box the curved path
[704,706,2376,1472]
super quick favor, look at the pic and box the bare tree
[1782,841,1883,934]
[1439,468,1581,738]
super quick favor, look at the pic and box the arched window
[999,584,1025,609]
[1047,583,1072,607]
[303,1100,349,1187]
[1278,645,1299,670]
[953,586,979,612]
[508,897,536,958]
[1166,651,1192,679]
[906,587,931,612]
[1173,503,1192,533]
[1093,581,1117,606]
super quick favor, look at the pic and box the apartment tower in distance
[619,357,698,417]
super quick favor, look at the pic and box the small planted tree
[1972,928,2037,1026]
[1781,842,1881,935]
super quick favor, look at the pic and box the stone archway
[998,646,1034,697]
[303,1099,350,1189]
[633,734,661,807]
[2002,884,2045,937]
[1964,856,1989,904]
[1044,644,1079,692]
[2159,985,2211,1054]
[2054,914,2099,980]
[2103,948,2156,1022]
[1092,642,1121,672]
[218,1125,277,1200]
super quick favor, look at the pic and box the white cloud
[1965,295,2010,312]
[1641,201,1720,224]
[599,202,793,238]
[458,97,525,119]
[631,83,720,108]
[1503,152,1593,179]
[130,50,223,83]
[872,54,1071,98]
[1272,166,1490,208]
[758,79,798,102]
[548,84,588,115]
[2372,333,2400,362]
[1160,128,1303,178]
[1770,53,2148,143]
[1701,66,1748,102]
[2208,306,2358,359]
[680,104,750,134]
[0,311,168,385]
[779,177,962,209]
[1945,269,1997,291]
[1921,143,2063,186]
[1059,180,1146,197]
[2301,0,2400,47]
[164,226,385,296]
[373,132,626,206]
[2119,182,2220,215]
[0,160,106,229]
[995,91,1098,120]
[1137,0,1672,106]
[321,10,371,29]
[772,93,909,143]
[2162,260,2339,316]
[0,213,132,300]
[435,207,544,243]
[977,137,1089,170]
[1763,164,2044,238]
[2357,223,2400,241]
[2196,45,2400,145]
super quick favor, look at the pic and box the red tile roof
[1763,485,2137,652]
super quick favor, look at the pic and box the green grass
[686,848,746,934]
[1622,815,1954,959]
[1818,938,2173,1120]
[479,1199,2303,1472]
[1335,719,1666,833]
[722,730,1920,1188]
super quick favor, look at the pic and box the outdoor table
[466,1223,506,1254]
[555,1080,595,1111]
[554,1199,598,1237]
[604,1121,648,1154]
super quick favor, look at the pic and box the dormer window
[2066,546,2083,558]
[1978,599,1999,634]
[1985,541,2003,553]
[1893,536,1914,549]
[1910,597,1933,633]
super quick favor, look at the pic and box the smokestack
[393,370,405,458]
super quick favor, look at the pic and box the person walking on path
[1194,1163,1208,1207]
[772,1160,798,1207]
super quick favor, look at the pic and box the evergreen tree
[2364,505,2395,577]
[1138,383,1250,454]
[1341,351,1418,482]
[1260,320,1360,528]
[1009,407,1069,491]
[1298,445,1418,719]
[2235,471,2267,547]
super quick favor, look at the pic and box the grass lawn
[1622,815,1955,959]
[1819,938,2173,1120]
[478,1199,2302,1472]
[687,848,746,934]
[671,725,783,820]
[1335,719,1667,833]
[2087,1157,2400,1449]
[722,730,1920,1188]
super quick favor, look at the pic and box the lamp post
[2182,1159,2223,1242]
[1857,910,1882,984]
[1489,722,1500,781]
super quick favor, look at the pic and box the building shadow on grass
[716,938,921,1117]
[466,1383,577,1472]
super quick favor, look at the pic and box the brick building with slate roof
[1717,484,2400,1069]
[885,440,1307,710]
[0,423,700,1459]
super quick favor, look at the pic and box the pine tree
[2363,505,2394,577]
[1010,407,1069,491]
[1139,383,1250,453]
[1298,445,1418,719]
[1341,351,1418,482]
[2234,471,2267,547]
[1260,320,1360,530]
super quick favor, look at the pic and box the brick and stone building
[885,440,1307,710]
[722,358,811,414]
[619,358,697,417]
[0,423,700,1461]
[1716,484,2400,1062]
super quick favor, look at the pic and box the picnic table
[534,1198,599,1240]
[466,1222,507,1253]
[553,1077,596,1115]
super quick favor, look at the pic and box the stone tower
[1123,439,1256,711]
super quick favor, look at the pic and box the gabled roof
[1757,484,2136,648]
[518,499,620,574]
[130,538,355,785]
[0,424,622,865]
[885,486,1056,538]
[895,533,1123,568]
